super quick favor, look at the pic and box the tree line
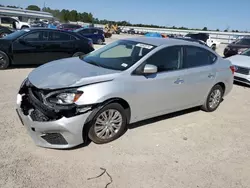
[0,4,243,32]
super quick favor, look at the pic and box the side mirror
[143,64,158,74]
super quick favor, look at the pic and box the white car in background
[185,33,220,50]
[0,16,30,30]
[226,48,250,85]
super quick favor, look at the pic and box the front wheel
[97,39,103,45]
[72,52,85,57]
[0,51,10,70]
[88,103,127,144]
[211,44,216,51]
[201,85,223,112]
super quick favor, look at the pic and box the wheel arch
[215,82,226,95]
[82,97,131,143]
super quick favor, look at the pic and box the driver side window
[23,31,44,42]
[145,46,182,72]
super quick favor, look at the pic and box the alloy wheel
[0,54,7,68]
[208,89,222,109]
[94,109,123,139]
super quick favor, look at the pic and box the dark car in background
[0,25,13,38]
[57,24,82,31]
[0,28,94,69]
[185,33,209,43]
[224,37,250,57]
[128,28,136,35]
[175,37,209,47]
[74,27,105,44]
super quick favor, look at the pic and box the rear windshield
[235,38,250,45]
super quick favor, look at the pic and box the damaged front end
[16,78,96,148]
[18,79,93,122]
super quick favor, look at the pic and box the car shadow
[7,64,40,70]
[234,81,250,88]
[61,107,201,151]
[128,107,201,130]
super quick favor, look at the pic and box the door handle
[174,78,184,84]
[208,73,215,78]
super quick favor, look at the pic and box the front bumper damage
[16,79,94,149]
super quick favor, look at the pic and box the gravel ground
[1,34,250,188]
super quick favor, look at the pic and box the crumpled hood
[226,55,250,68]
[28,57,120,89]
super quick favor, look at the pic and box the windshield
[81,40,155,71]
[234,38,250,45]
[241,48,250,56]
[3,30,28,40]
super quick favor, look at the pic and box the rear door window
[49,31,73,41]
[145,46,182,72]
[183,46,217,68]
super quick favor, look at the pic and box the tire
[0,32,8,38]
[88,103,127,144]
[72,52,85,57]
[97,39,103,45]
[0,51,10,70]
[201,85,224,112]
[211,44,216,51]
[21,26,29,30]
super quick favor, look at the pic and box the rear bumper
[16,94,92,149]
[234,73,250,85]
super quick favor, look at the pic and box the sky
[1,0,250,31]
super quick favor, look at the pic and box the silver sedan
[16,37,234,149]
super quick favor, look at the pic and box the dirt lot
[1,35,250,188]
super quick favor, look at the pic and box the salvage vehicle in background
[74,27,105,44]
[0,28,94,69]
[0,16,30,30]
[57,23,82,31]
[128,28,136,35]
[226,48,250,85]
[224,37,250,57]
[16,37,234,149]
[185,33,220,50]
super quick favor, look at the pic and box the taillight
[230,65,235,74]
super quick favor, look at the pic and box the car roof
[124,37,205,47]
[22,28,88,38]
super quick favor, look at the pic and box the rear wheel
[88,103,127,144]
[97,39,103,45]
[21,26,29,29]
[211,44,216,51]
[201,85,223,112]
[72,52,85,57]
[0,51,10,70]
